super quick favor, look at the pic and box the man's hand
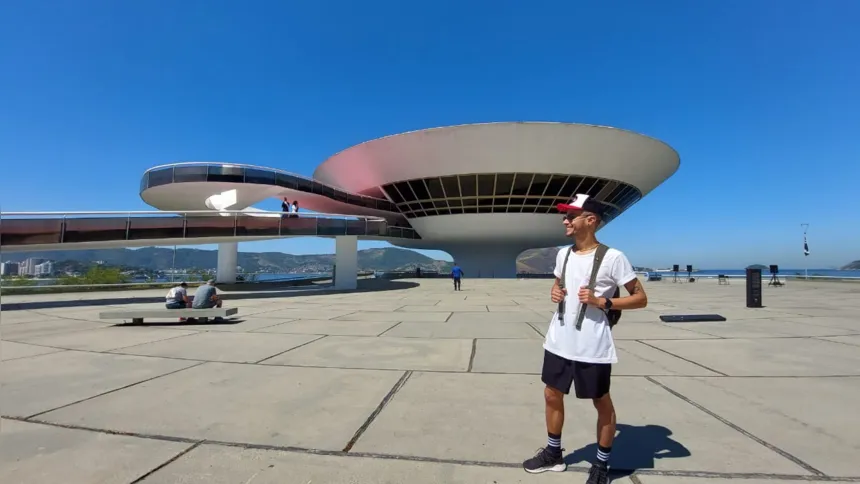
[577,286,601,307]
[550,284,567,303]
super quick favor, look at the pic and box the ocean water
[655,269,860,278]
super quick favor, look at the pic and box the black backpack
[559,244,622,330]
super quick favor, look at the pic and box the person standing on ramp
[522,193,648,484]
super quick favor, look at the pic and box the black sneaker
[523,447,566,474]
[586,462,609,484]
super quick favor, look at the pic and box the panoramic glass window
[380,173,641,221]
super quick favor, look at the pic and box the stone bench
[99,307,238,324]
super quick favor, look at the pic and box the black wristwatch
[603,297,613,310]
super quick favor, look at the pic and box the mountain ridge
[4,247,561,274]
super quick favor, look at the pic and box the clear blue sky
[2,0,858,269]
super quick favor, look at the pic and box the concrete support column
[216,242,238,283]
[334,236,358,290]
[442,244,527,278]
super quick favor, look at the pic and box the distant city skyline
[1,1,858,268]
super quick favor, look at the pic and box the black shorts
[541,350,611,399]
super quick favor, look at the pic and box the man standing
[451,262,464,291]
[522,193,648,484]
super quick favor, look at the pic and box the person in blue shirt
[451,263,464,291]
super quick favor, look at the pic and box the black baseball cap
[557,193,608,215]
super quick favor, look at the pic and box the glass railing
[0,211,421,247]
[140,162,401,214]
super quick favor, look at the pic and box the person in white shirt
[165,282,190,309]
[523,193,648,484]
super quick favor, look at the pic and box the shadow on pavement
[114,318,247,327]
[565,424,690,476]
[1,279,419,311]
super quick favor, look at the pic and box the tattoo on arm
[625,279,643,296]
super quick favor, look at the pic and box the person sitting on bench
[165,282,190,309]
[192,279,223,309]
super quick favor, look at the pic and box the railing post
[233,213,238,237]
[125,215,131,240]
[278,211,283,236]
[60,215,66,243]
[182,213,187,238]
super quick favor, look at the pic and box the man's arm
[598,277,647,310]
[596,254,647,310]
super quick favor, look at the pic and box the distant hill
[3,246,661,275]
[518,247,560,273]
[1,247,452,274]
[841,260,860,270]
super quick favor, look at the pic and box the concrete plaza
[1,277,859,483]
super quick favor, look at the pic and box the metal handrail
[0,210,422,243]
[0,209,386,221]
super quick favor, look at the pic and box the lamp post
[801,223,809,280]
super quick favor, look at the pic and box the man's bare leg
[593,393,616,465]
[546,385,565,436]
[523,385,568,473]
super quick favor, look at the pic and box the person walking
[522,193,648,484]
[451,262,464,291]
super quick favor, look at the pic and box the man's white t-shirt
[543,245,638,364]
[166,286,186,303]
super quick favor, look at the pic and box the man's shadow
[565,424,690,477]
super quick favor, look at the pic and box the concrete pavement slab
[39,362,404,451]
[335,311,452,322]
[397,304,489,312]
[254,319,398,336]
[0,340,64,361]
[3,278,859,482]
[784,316,860,331]
[463,298,519,305]
[383,321,542,339]
[142,443,597,484]
[817,335,860,347]
[13,327,199,352]
[469,340,722,377]
[651,375,860,476]
[112,331,321,363]
[251,308,359,320]
[668,319,857,339]
[351,372,809,474]
[1,351,197,417]
[447,310,549,324]
[0,419,193,484]
[469,339,543,374]
[263,335,472,371]
[644,337,860,376]
[1,312,69,325]
[1,318,108,340]
[615,341,724,376]
[637,477,831,484]
[610,322,717,340]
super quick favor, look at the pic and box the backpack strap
[556,246,574,325]
[575,244,610,330]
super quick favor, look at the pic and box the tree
[59,266,129,285]
[3,276,37,287]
